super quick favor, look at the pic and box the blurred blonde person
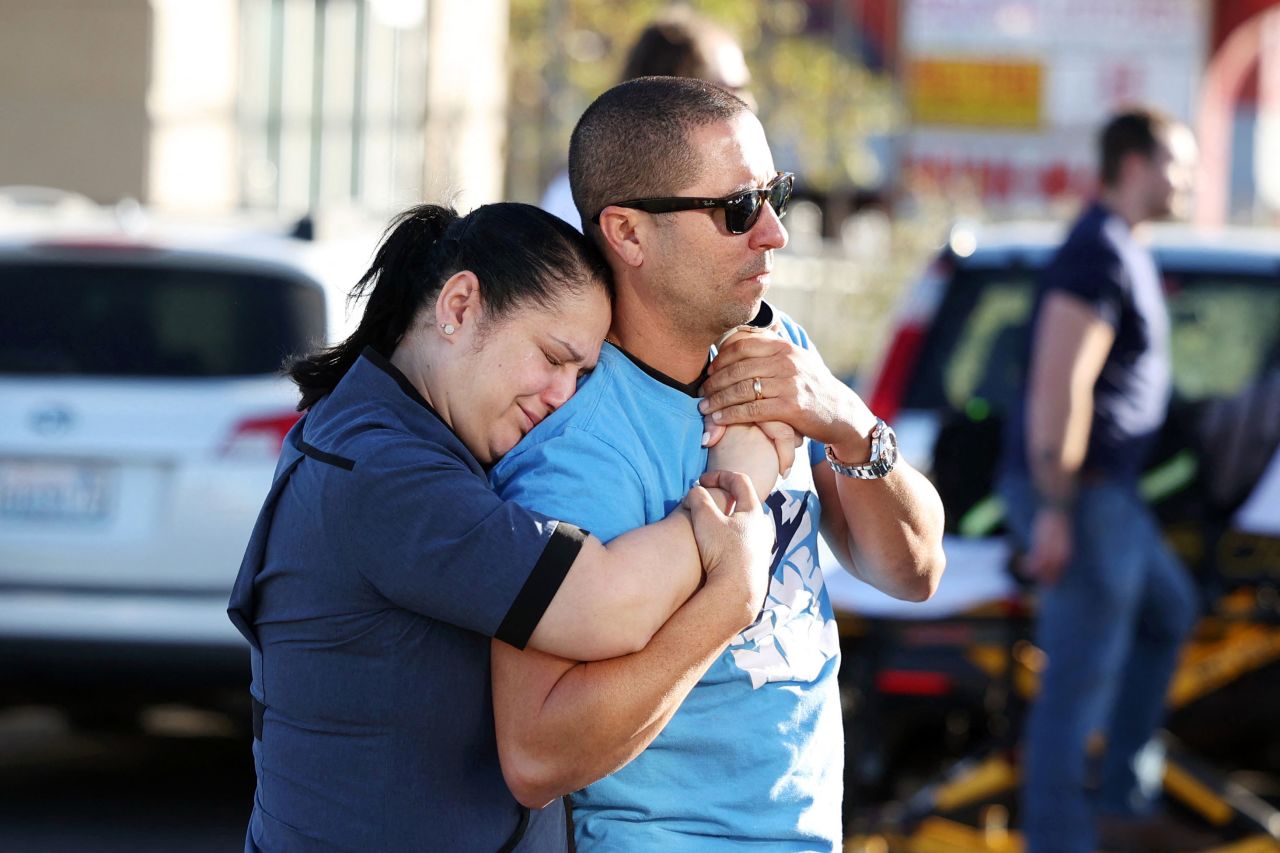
[539,8,753,229]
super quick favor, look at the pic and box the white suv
[0,223,351,706]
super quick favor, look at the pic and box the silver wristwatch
[825,418,898,480]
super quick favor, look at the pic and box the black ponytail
[289,204,458,410]
[288,202,611,411]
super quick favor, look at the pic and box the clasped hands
[699,325,879,475]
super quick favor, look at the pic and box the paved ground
[0,705,252,852]
[2,703,1275,852]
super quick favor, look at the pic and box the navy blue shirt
[228,348,584,852]
[1004,202,1172,482]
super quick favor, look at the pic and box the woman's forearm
[525,427,779,662]
[709,424,781,501]
[527,510,702,660]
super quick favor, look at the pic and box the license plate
[0,459,116,522]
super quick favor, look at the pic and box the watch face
[881,424,898,461]
[828,419,898,479]
[870,421,898,474]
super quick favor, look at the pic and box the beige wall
[0,0,508,216]
[0,0,152,203]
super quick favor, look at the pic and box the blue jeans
[998,473,1198,853]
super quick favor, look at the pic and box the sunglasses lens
[769,175,793,220]
[725,193,762,234]
[725,175,793,234]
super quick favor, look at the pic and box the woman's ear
[596,207,646,269]
[434,270,483,339]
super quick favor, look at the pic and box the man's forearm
[1029,449,1080,508]
[1024,290,1114,507]
[492,577,751,809]
[1027,372,1094,508]
[824,459,945,602]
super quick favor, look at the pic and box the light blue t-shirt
[491,311,844,851]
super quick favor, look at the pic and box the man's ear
[434,270,483,338]
[596,206,647,269]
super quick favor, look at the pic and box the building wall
[1,0,508,218]
[0,0,152,204]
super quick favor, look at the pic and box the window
[0,261,325,377]
[905,261,1280,414]
[904,266,1036,417]
[238,0,429,213]
[1167,276,1280,401]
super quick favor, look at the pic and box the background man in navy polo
[999,108,1201,853]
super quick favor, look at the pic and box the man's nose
[749,201,788,251]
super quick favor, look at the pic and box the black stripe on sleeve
[296,439,356,471]
[494,522,588,649]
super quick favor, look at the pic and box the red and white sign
[901,0,1207,210]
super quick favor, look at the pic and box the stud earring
[441,323,456,335]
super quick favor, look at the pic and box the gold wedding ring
[752,378,764,400]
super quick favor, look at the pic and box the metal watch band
[825,418,897,480]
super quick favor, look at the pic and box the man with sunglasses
[592,169,792,235]
[490,77,946,850]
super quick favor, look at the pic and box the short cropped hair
[568,76,750,236]
[1099,108,1174,187]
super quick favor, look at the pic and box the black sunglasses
[593,172,794,235]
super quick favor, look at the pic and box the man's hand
[703,327,945,606]
[699,334,877,459]
[701,328,799,476]
[1023,508,1072,585]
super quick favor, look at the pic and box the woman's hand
[685,470,775,621]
